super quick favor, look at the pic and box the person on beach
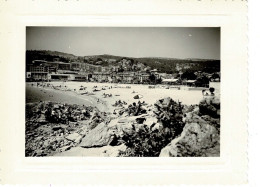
[113,109,117,115]
[202,89,210,96]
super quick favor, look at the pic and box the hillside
[136,57,220,74]
[26,50,220,74]
[26,50,77,64]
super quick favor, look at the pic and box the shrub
[120,98,185,157]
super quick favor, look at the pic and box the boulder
[159,122,220,157]
[201,115,220,132]
[78,125,89,136]
[210,97,220,109]
[80,115,153,148]
[66,133,82,144]
[199,96,220,118]
[80,122,116,148]
[107,118,135,137]
[184,111,208,124]
[110,114,150,135]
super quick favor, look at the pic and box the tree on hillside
[149,74,156,84]
[196,76,209,87]
[181,71,197,80]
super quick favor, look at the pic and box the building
[91,72,111,82]
[84,63,102,72]
[162,78,179,85]
[135,72,150,83]
[70,62,82,71]
[101,66,110,73]
[69,74,87,81]
[109,65,119,72]
[27,64,49,81]
[45,61,71,70]
[48,73,86,81]
[48,73,70,81]
[31,60,48,66]
[116,72,135,83]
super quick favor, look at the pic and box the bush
[120,98,185,157]
[121,125,178,157]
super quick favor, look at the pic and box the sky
[26,27,220,60]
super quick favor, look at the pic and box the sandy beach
[26,85,94,106]
[27,82,206,112]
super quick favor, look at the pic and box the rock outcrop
[79,122,117,148]
[26,96,220,157]
[160,96,220,157]
[25,102,99,157]
[160,122,220,157]
[199,96,220,118]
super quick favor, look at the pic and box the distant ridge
[27,50,219,61]
[26,50,220,74]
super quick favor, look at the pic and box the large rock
[79,122,117,148]
[159,122,220,157]
[80,114,153,148]
[108,114,149,134]
[199,96,220,118]
[66,132,82,144]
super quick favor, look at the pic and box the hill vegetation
[26,50,220,74]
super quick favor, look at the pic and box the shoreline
[27,81,209,106]
[26,84,113,112]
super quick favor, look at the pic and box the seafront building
[26,59,154,83]
[26,59,220,88]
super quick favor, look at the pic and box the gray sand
[26,85,93,106]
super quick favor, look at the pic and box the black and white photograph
[25,27,221,157]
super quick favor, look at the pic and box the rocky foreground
[26,96,220,157]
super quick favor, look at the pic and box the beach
[26,85,93,106]
[26,82,206,111]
